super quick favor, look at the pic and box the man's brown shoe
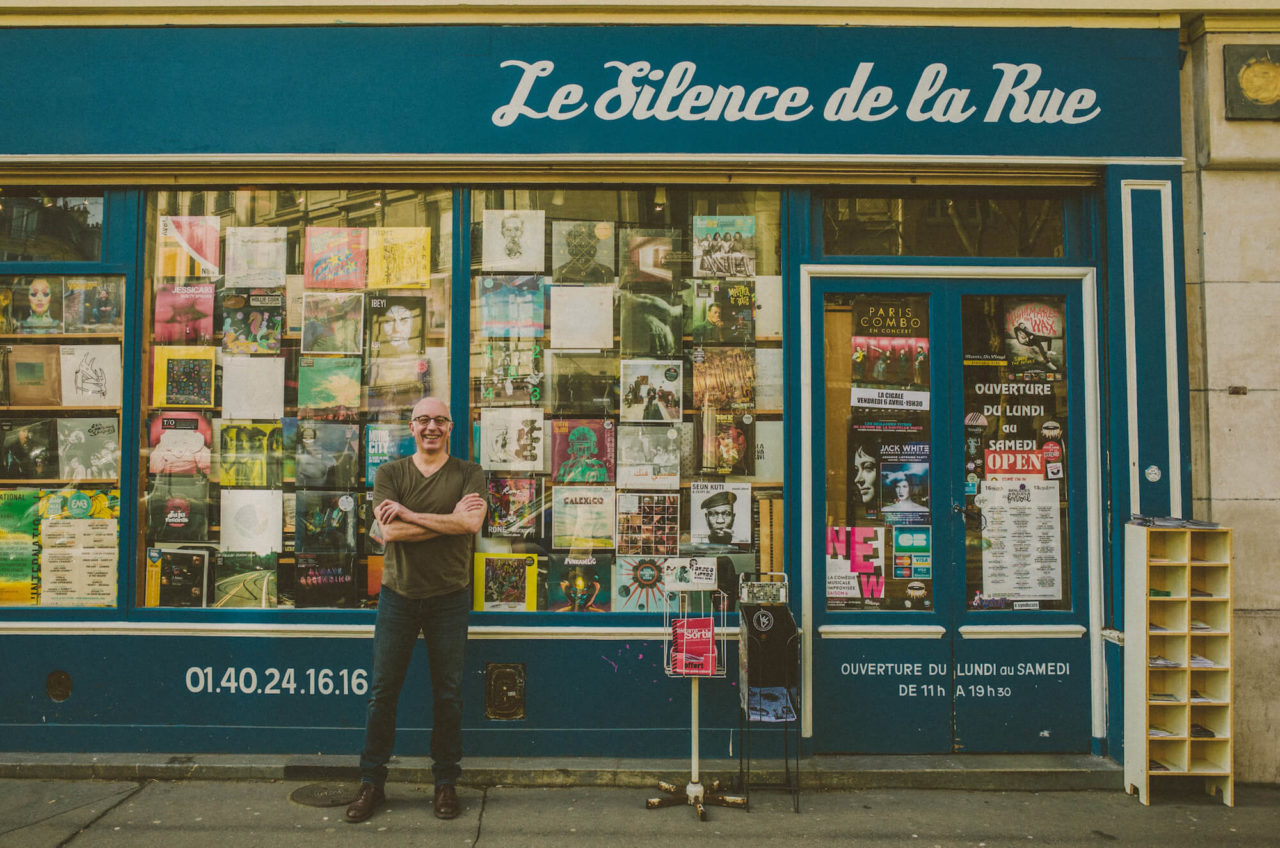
[433,783,459,819]
[345,782,384,823]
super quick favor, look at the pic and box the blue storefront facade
[0,22,1188,763]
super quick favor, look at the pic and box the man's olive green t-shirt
[373,454,486,599]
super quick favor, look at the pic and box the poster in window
[547,351,617,415]
[481,210,545,274]
[225,227,286,289]
[221,355,285,420]
[294,552,358,608]
[6,276,62,334]
[365,423,414,488]
[879,448,930,526]
[153,280,216,344]
[826,525,886,610]
[479,407,545,473]
[292,421,360,490]
[619,288,682,358]
[477,275,546,338]
[0,488,39,605]
[6,346,60,406]
[475,338,545,407]
[367,227,432,289]
[692,347,755,410]
[62,277,124,334]
[615,492,679,556]
[302,291,364,355]
[147,546,209,608]
[974,480,1063,602]
[616,423,680,490]
[220,488,283,554]
[156,215,220,278]
[216,420,283,488]
[619,228,678,285]
[1003,299,1065,380]
[551,220,615,284]
[0,419,55,479]
[483,475,541,539]
[304,227,367,290]
[687,278,754,346]
[146,476,209,542]
[219,289,284,354]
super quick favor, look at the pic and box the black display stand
[737,600,801,813]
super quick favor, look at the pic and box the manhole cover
[290,781,361,807]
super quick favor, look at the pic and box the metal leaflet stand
[737,574,800,813]
[646,584,747,821]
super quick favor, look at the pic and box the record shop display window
[468,187,785,615]
[138,188,453,611]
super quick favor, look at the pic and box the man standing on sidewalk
[346,397,487,824]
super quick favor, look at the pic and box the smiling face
[410,396,452,456]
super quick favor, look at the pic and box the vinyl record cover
[477,275,546,338]
[483,475,541,539]
[147,546,210,607]
[0,419,56,479]
[147,412,212,477]
[481,209,545,273]
[303,227,367,290]
[151,346,216,408]
[146,476,209,542]
[688,480,752,547]
[295,421,361,489]
[296,356,362,420]
[156,215,220,277]
[219,289,284,354]
[367,227,432,288]
[215,420,282,487]
[613,556,678,613]
[547,551,612,612]
[615,492,679,556]
[225,227,287,289]
[364,423,414,488]
[550,484,615,549]
[62,277,124,334]
[6,276,62,334]
[365,354,433,416]
[692,215,756,278]
[550,418,615,484]
[616,423,680,490]
[546,351,617,415]
[220,488,283,554]
[619,359,682,422]
[619,228,679,285]
[302,291,364,354]
[620,289,683,358]
[687,278,754,345]
[59,344,122,407]
[294,490,358,554]
[57,417,119,481]
[220,355,285,420]
[701,411,755,477]
[6,346,61,406]
[153,280,216,344]
[212,551,277,608]
[551,220,616,284]
[472,552,540,611]
[548,285,614,349]
[293,552,358,608]
[475,337,545,408]
[479,407,546,473]
[693,347,756,410]
[284,274,305,336]
[366,293,427,357]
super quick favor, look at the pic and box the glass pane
[824,292,933,612]
[469,187,784,614]
[961,295,1071,612]
[822,192,1064,258]
[0,191,104,262]
[137,188,453,610]
[0,274,125,607]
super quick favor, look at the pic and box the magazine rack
[737,574,800,813]
[646,586,747,821]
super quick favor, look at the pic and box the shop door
[804,269,1096,753]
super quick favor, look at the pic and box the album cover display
[62,277,124,334]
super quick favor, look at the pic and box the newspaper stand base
[645,589,746,821]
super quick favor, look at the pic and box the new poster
[57,417,119,481]
[367,227,432,288]
[619,228,678,285]
[481,209,545,273]
[479,407,545,473]
[477,275,546,338]
[550,484,615,549]
[472,553,540,611]
[153,280,216,344]
[547,551,611,611]
[59,344,122,407]
[548,285,614,349]
[688,481,751,547]
[225,227,286,289]
[296,421,361,489]
[692,215,756,278]
[296,356,362,420]
[151,346,215,408]
[692,347,755,410]
[615,492,679,556]
[156,215,220,278]
[483,475,541,539]
[551,220,616,283]
[304,227,367,290]
[550,419,615,484]
[219,289,284,353]
[619,359,682,422]
[302,291,364,354]
[367,293,427,358]
[614,557,678,613]
[616,423,680,490]
[147,412,212,477]
[62,277,124,334]
[825,525,887,611]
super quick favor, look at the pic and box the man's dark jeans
[358,584,469,788]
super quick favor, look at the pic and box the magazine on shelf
[6,277,63,334]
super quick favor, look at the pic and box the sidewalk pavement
[0,762,1276,848]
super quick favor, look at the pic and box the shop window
[822,191,1065,258]
[0,190,104,262]
[137,188,452,610]
[468,187,784,615]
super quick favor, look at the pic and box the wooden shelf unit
[1124,523,1233,806]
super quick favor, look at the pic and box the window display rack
[1123,523,1233,806]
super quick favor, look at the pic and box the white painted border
[1121,179,1181,518]
[819,625,946,639]
[959,625,1086,639]
[799,263,1105,742]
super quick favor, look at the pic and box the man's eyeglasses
[413,415,452,427]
